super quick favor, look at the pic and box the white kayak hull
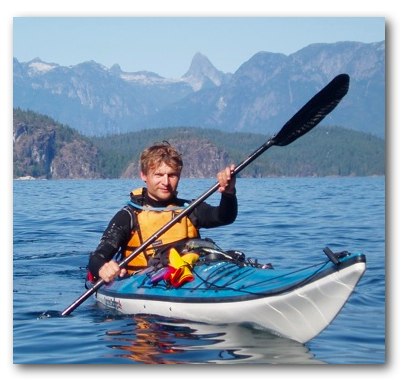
[95,253,365,343]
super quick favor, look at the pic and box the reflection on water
[104,315,324,364]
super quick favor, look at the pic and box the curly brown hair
[139,141,183,175]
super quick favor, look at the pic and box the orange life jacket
[122,188,199,269]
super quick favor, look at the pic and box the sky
[13,17,385,78]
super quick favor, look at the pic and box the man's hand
[98,260,127,283]
[217,164,236,194]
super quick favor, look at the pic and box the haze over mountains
[13,40,385,138]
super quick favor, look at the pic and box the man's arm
[189,164,238,229]
[191,192,238,229]
[87,209,132,279]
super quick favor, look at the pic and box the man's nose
[162,174,169,185]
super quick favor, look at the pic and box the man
[87,141,237,283]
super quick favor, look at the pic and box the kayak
[92,240,366,343]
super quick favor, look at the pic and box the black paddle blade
[273,73,350,146]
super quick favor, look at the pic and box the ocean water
[13,177,385,364]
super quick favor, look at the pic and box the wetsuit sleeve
[191,191,238,229]
[87,209,132,277]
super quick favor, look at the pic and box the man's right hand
[98,260,127,283]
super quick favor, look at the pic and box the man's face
[140,162,181,202]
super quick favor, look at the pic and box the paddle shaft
[60,73,350,316]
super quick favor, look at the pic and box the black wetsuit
[87,188,237,277]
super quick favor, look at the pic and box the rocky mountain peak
[109,63,123,76]
[26,57,59,76]
[182,52,226,91]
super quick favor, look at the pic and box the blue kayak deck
[98,253,366,303]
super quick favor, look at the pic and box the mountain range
[13,40,385,138]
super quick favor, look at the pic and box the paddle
[60,73,350,316]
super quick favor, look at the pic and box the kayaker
[87,141,237,283]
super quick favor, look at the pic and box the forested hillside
[13,108,100,179]
[93,125,384,178]
[14,109,384,179]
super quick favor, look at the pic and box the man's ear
[140,171,147,182]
